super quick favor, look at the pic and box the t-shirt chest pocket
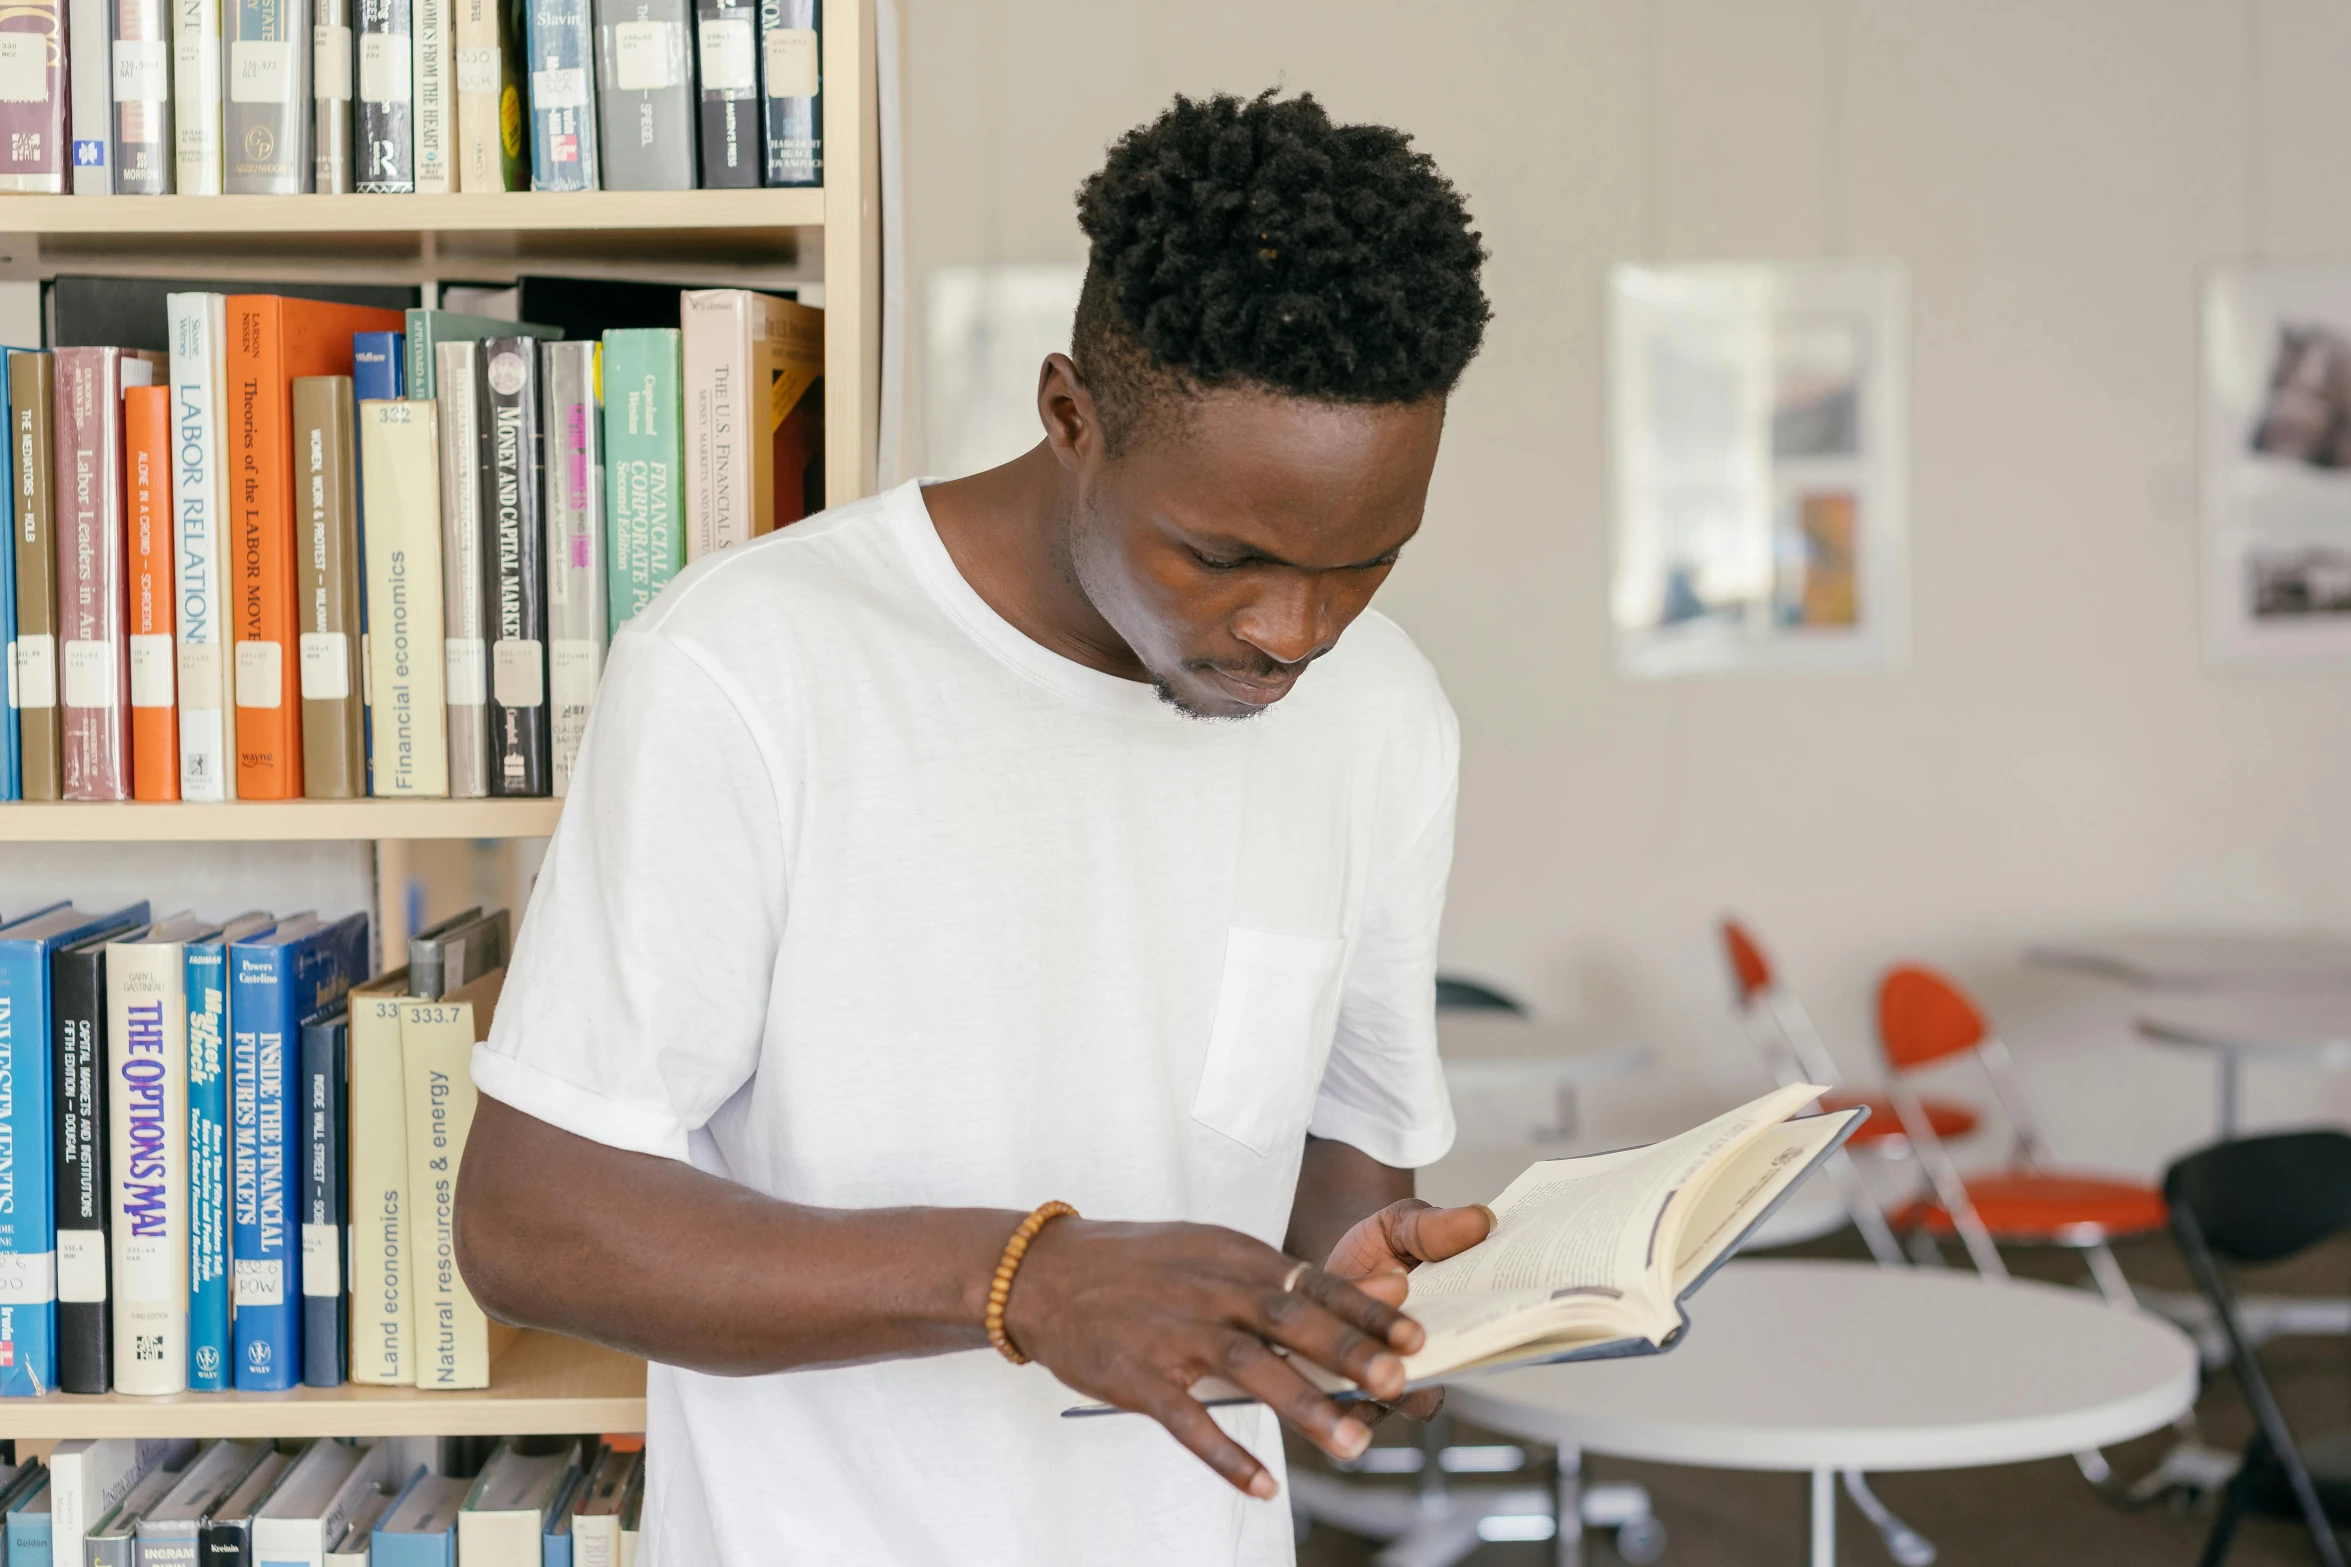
[1191,927,1349,1156]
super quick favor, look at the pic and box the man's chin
[1151,673,1275,722]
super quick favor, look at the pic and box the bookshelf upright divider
[0,0,883,1438]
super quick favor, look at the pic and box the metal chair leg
[2085,1244,2137,1309]
[1842,1471,1935,1566]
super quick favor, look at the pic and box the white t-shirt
[475,479,1460,1566]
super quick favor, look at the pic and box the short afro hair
[1072,90,1490,452]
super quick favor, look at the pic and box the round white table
[1446,1260,2199,1567]
[1437,1015,1650,1144]
[2029,930,2351,991]
[2137,989,2351,1138]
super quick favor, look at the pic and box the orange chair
[1876,963,2168,1306]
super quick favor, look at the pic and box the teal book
[5,1466,52,1566]
[185,911,276,1392]
[602,327,684,633]
[401,311,561,401]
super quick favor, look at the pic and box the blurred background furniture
[2029,932,2351,994]
[2138,990,2351,1141]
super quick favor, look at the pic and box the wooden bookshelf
[0,189,826,237]
[2,1332,646,1439]
[0,800,563,842]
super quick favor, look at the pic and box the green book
[602,328,686,635]
[401,310,562,400]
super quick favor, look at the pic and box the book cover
[435,340,489,798]
[680,288,821,558]
[459,1444,579,1567]
[172,0,224,191]
[70,0,114,191]
[0,0,68,192]
[454,0,520,190]
[84,1460,186,1567]
[124,383,177,800]
[226,294,406,800]
[526,0,595,189]
[315,0,355,190]
[0,901,148,1398]
[513,275,681,338]
[328,1486,398,1564]
[299,1002,349,1386]
[293,375,365,798]
[167,295,238,803]
[55,921,148,1394]
[5,1473,51,1565]
[352,333,404,795]
[600,327,681,634]
[542,340,605,795]
[404,905,502,1002]
[224,0,313,193]
[0,344,20,803]
[113,0,176,192]
[229,911,368,1390]
[105,916,210,1397]
[255,1441,392,1564]
[755,0,810,185]
[185,911,273,1392]
[356,0,413,189]
[137,1438,268,1565]
[12,351,62,800]
[50,1438,178,1567]
[401,308,558,401]
[197,1446,293,1564]
[592,0,691,191]
[374,1472,465,1567]
[479,337,548,797]
[346,971,412,1383]
[401,966,512,1390]
[56,276,419,355]
[410,0,450,191]
[54,346,162,801]
[691,0,753,189]
[360,398,448,797]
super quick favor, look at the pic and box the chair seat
[2238,1429,2351,1520]
[1891,1170,2168,1243]
[1821,1091,1979,1148]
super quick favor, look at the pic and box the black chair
[1434,975,1526,1014]
[2166,1131,2351,1567]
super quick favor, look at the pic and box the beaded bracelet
[986,1200,1079,1364]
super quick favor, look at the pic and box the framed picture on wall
[1607,262,1909,678]
[2202,266,2351,666]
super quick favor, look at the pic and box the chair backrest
[1435,975,1527,1015]
[2165,1131,2351,1265]
[1877,964,1990,1072]
[1721,919,1774,1005]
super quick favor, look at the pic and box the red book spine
[54,347,137,800]
[0,0,67,193]
[126,383,179,800]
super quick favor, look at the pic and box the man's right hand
[1002,1217,1424,1498]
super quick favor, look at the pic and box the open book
[1067,1083,1863,1414]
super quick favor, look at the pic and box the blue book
[299,1002,350,1387]
[374,1471,464,1567]
[541,1469,582,1567]
[0,903,149,1397]
[186,912,275,1392]
[527,0,598,191]
[6,1467,53,1566]
[0,347,22,802]
[352,331,404,795]
[228,911,368,1391]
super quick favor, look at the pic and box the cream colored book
[360,400,451,797]
[680,289,825,559]
[402,967,519,1389]
[454,0,515,190]
[412,0,454,191]
[458,1444,579,1567]
[348,970,415,1385]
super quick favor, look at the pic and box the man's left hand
[1322,1199,1494,1424]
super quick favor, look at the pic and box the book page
[1669,1110,1858,1292]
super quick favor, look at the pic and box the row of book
[0,283,822,803]
[0,1437,645,1565]
[0,901,518,1398]
[0,0,819,194]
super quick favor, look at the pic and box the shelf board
[0,799,563,842]
[4,1332,646,1438]
[0,188,826,237]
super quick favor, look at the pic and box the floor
[1293,1228,2351,1566]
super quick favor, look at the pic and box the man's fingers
[1216,1332,1372,1463]
[1395,1386,1446,1422]
[1386,1200,1495,1266]
[1140,1385,1278,1499]
[1352,1268,1409,1307]
[1254,1274,1412,1397]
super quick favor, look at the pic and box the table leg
[1811,1467,1836,1567]
[2218,1051,2241,1140]
[1554,1446,1583,1567]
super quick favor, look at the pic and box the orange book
[228,296,407,798]
[125,384,179,801]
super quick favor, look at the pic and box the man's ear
[1038,353,1104,472]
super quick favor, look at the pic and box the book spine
[542,341,604,795]
[691,0,753,188]
[435,341,488,798]
[410,0,449,190]
[183,938,231,1390]
[766,294,821,527]
[53,937,112,1394]
[113,0,177,192]
[361,400,448,797]
[0,937,57,1396]
[169,295,238,802]
[6,1511,52,1562]
[301,1009,347,1385]
[355,0,412,189]
[0,355,16,804]
[346,985,411,1382]
[126,383,180,801]
[229,942,300,1389]
[679,291,748,560]
[109,941,189,1396]
[225,0,314,193]
[199,1519,253,1564]
[600,329,680,635]
[453,0,511,189]
[294,375,364,798]
[526,0,594,190]
[13,352,63,800]
[352,335,401,797]
[173,0,225,191]
[71,0,116,191]
[228,298,302,798]
[755,0,810,185]
[314,0,355,190]
[480,337,547,796]
[0,0,68,192]
[401,995,492,1388]
[54,347,135,803]
[51,1439,150,1567]
[592,0,691,191]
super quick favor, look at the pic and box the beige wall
[901,0,2351,1175]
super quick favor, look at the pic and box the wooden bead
[986,1200,1079,1364]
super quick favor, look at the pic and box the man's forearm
[1286,1135,1414,1266]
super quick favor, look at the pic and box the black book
[301,1004,350,1386]
[53,915,144,1394]
[510,275,696,337]
[357,0,416,191]
[478,336,551,796]
[758,0,816,186]
[47,277,423,353]
[694,0,760,188]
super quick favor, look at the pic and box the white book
[49,1439,183,1567]
[325,1485,397,1563]
[254,1440,393,1567]
[457,1444,577,1567]
[168,293,238,801]
[70,0,116,192]
[172,0,225,191]
[103,917,213,1396]
[412,0,453,191]
[540,340,606,796]
[359,400,450,797]
[567,1447,639,1567]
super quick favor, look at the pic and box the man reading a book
[459,89,1494,1564]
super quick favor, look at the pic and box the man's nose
[1231,573,1335,667]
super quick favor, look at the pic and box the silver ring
[1281,1261,1312,1294]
